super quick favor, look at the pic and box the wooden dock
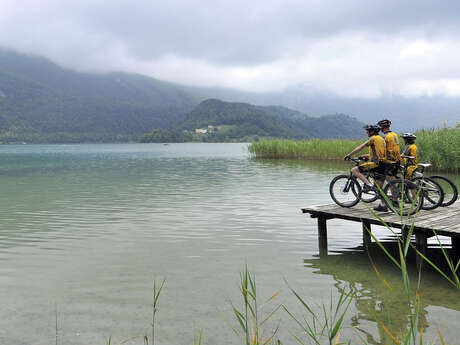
[302,201,460,262]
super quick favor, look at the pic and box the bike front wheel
[329,174,361,207]
[356,175,382,203]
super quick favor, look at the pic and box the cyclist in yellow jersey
[401,133,418,179]
[372,119,402,211]
[344,124,387,193]
[377,119,401,169]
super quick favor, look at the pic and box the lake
[0,143,459,345]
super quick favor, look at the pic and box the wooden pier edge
[302,202,460,263]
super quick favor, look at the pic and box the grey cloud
[2,0,460,67]
[2,0,460,97]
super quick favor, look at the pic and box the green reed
[231,265,282,345]
[248,139,361,160]
[415,127,460,172]
[282,283,354,345]
[151,279,166,345]
[248,126,460,172]
[193,330,204,345]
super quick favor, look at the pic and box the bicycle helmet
[377,119,391,127]
[402,132,416,140]
[363,124,380,134]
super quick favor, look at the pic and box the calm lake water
[0,143,459,345]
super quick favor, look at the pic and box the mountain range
[1,48,457,142]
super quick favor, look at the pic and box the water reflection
[0,143,458,345]
[304,240,460,344]
[250,157,350,173]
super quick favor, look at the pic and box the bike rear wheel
[412,176,444,210]
[429,175,458,207]
[382,179,424,216]
[329,174,361,207]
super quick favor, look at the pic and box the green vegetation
[0,49,197,142]
[0,50,367,143]
[230,266,281,345]
[249,125,460,172]
[248,138,362,159]
[0,50,365,144]
[139,99,365,143]
[177,99,364,142]
[415,125,460,172]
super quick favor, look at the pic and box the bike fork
[342,175,353,193]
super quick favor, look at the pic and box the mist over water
[0,143,458,345]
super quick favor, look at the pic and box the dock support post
[362,220,372,248]
[318,216,328,258]
[452,237,460,263]
[415,233,427,269]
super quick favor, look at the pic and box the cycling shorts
[405,165,417,179]
[383,161,400,176]
[358,162,385,173]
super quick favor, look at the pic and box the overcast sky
[1,0,460,98]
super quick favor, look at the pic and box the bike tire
[357,175,381,203]
[329,174,361,208]
[429,175,458,207]
[382,179,424,216]
[411,176,444,210]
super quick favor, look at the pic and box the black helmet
[377,119,391,127]
[363,124,380,134]
[402,132,416,140]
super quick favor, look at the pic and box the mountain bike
[329,158,424,215]
[358,159,444,211]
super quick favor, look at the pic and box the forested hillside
[0,49,197,142]
[0,49,365,143]
[179,99,364,140]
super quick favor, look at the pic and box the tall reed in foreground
[231,265,281,345]
[151,278,166,345]
[282,285,354,345]
[193,330,203,345]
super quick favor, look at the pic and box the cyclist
[401,133,418,179]
[344,124,386,194]
[378,119,401,170]
[374,119,401,211]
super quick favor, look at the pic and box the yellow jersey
[384,131,401,162]
[402,144,418,166]
[368,135,386,164]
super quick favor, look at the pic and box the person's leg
[387,164,399,203]
[351,166,371,185]
[373,166,388,210]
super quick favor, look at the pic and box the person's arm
[344,140,369,160]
